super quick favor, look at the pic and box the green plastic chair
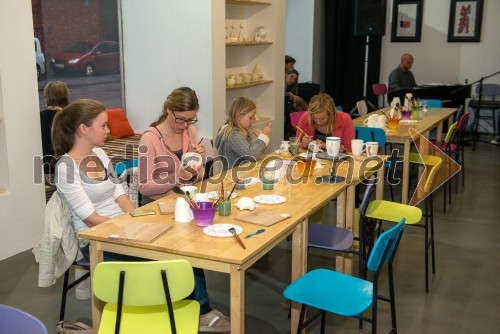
[93,260,200,334]
[366,155,442,292]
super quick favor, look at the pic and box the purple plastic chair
[372,83,388,108]
[0,304,47,334]
[308,176,377,278]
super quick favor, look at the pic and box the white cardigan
[32,191,81,287]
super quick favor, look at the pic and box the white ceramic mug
[326,137,341,157]
[351,139,364,156]
[174,197,194,223]
[366,142,379,157]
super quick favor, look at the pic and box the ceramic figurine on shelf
[229,24,237,43]
[253,64,263,81]
[238,23,245,43]
[256,26,267,42]
[225,24,230,43]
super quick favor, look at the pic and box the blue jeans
[80,244,210,308]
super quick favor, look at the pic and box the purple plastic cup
[401,110,412,120]
[192,201,218,227]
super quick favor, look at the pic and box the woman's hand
[252,127,262,136]
[193,143,206,157]
[301,135,313,147]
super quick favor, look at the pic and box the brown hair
[51,99,106,158]
[308,93,337,134]
[286,69,300,95]
[44,81,70,107]
[220,97,256,140]
[150,87,200,127]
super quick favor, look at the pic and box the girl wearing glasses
[138,86,206,203]
[215,96,272,171]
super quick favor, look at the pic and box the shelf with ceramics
[226,0,271,6]
[226,79,273,91]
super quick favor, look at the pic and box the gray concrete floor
[1,140,499,333]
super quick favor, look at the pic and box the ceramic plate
[206,191,238,200]
[253,195,287,205]
[203,224,243,238]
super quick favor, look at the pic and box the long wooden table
[353,107,457,204]
[79,153,385,333]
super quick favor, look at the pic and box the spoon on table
[229,227,246,249]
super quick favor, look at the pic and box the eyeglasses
[171,110,198,125]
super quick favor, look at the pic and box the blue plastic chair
[418,99,442,108]
[0,304,47,334]
[355,126,400,201]
[284,219,405,334]
[115,159,138,176]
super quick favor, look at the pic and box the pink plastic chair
[372,83,388,108]
[290,111,306,130]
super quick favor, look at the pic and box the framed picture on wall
[447,0,484,42]
[391,0,424,42]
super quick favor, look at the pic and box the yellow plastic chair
[366,156,442,292]
[93,260,200,334]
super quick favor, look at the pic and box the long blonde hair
[220,97,256,140]
[51,99,106,158]
[150,87,199,127]
[308,93,337,135]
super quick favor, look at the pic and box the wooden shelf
[226,79,273,91]
[226,0,271,5]
[226,41,272,47]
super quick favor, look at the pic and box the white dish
[253,195,287,205]
[207,191,238,200]
[203,224,243,238]
[400,120,418,123]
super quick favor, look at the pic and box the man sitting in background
[388,53,417,94]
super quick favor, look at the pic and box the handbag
[57,320,93,334]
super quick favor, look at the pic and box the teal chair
[284,219,405,334]
[354,126,400,201]
[418,99,442,108]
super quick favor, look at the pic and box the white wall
[285,0,315,82]
[120,0,218,139]
[381,0,500,88]
[0,0,46,260]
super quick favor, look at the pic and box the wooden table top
[353,107,457,141]
[78,153,383,266]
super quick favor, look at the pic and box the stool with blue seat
[0,304,47,334]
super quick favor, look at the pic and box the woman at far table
[296,92,355,152]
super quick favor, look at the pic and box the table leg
[230,264,245,333]
[290,218,307,332]
[376,163,385,200]
[89,241,104,333]
[344,188,354,275]
[335,190,346,273]
[402,139,411,204]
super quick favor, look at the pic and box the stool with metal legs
[366,155,442,292]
